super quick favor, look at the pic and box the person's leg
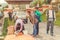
[50,21,54,36]
[36,22,39,35]
[47,21,50,34]
[33,23,38,36]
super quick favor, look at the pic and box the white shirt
[49,10,53,18]
[48,10,56,21]
[46,10,56,21]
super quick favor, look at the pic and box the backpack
[34,10,42,22]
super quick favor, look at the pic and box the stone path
[24,22,60,40]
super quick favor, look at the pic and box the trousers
[47,21,54,36]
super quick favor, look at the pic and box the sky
[0,0,7,3]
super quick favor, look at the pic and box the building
[5,0,32,11]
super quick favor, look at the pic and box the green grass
[55,11,60,26]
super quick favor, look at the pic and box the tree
[44,0,52,4]
[30,0,44,7]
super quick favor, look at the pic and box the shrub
[2,18,9,36]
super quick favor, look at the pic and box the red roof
[6,0,32,2]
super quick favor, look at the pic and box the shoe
[47,31,49,34]
[30,34,40,37]
[29,34,34,37]
[51,33,53,36]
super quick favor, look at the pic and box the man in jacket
[46,5,56,36]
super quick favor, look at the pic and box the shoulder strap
[52,10,54,19]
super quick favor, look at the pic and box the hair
[16,23,21,31]
[35,7,39,9]
[17,23,21,26]
[27,11,31,14]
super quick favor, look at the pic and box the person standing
[33,7,42,37]
[27,9,38,37]
[27,8,42,37]
[46,5,56,36]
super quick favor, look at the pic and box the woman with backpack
[27,7,42,37]
[32,7,42,37]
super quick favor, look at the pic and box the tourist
[14,19,24,34]
[33,7,42,37]
[46,5,56,36]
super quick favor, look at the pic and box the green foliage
[2,18,14,36]
[30,0,44,7]
[8,18,15,26]
[55,11,60,26]
[42,13,46,22]
[2,18,9,36]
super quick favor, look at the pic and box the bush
[2,18,15,36]
[55,12,60,26]
[2,18,9,36]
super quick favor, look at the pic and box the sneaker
[47,31,49,34]
[51,33,53,36]
[35,35,41,38]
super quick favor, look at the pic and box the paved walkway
[24,22,60,40]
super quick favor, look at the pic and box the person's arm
[19,26,23,32]
[46,10,48,16]
[19,20,24,32]
[54,11,56,21]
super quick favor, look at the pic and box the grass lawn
[55,11,60,26]
[42,11,60,26]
